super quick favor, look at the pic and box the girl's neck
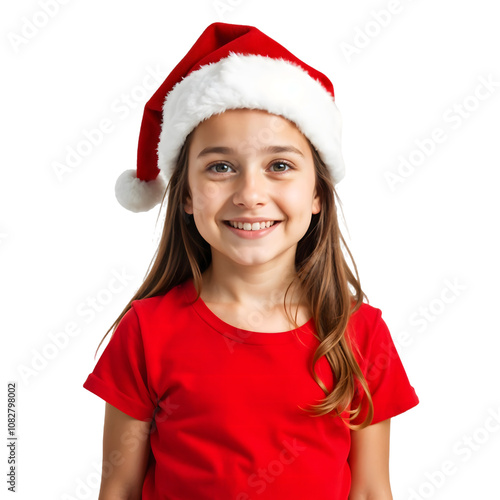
[200,255,302,311]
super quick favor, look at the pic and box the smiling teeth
[229,221,275,230]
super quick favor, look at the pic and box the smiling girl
[83,22,419,500]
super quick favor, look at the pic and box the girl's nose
[232,169,267,209]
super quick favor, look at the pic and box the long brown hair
[96,130,373,429]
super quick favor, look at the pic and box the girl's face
[184,109,321,269]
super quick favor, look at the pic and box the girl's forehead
[190,109,308,147]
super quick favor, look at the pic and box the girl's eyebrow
[197,145,305,158]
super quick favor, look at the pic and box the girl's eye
[269,161,291,173]
[209,163,234,174]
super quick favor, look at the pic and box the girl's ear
[312,190,321,215]
[184,196,193,215]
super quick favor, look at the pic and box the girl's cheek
[281,185,312,205]
[192,182,223,212]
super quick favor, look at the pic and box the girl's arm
[348,419,393,500]
[97,403,152,500]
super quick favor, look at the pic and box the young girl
[83,22,419,500]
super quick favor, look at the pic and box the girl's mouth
[224,221,277,231]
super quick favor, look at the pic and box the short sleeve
[349,307,419,426]
[83,305,156,421]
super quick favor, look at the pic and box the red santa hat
[115,22,345,213]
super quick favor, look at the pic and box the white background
[1,0,499,499]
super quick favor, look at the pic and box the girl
[83,22,419,500]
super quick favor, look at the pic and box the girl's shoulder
[129,280,192,318]
[346,302,394,353]
[349,301,383,328]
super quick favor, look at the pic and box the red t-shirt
[83,279,418,499]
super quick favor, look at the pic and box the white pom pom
[115,169,167,213]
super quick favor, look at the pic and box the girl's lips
[223,220,281,239]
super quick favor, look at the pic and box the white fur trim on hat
[115,169,167,213]
[157,53,345,183]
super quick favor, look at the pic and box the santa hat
[115,22,345,213]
